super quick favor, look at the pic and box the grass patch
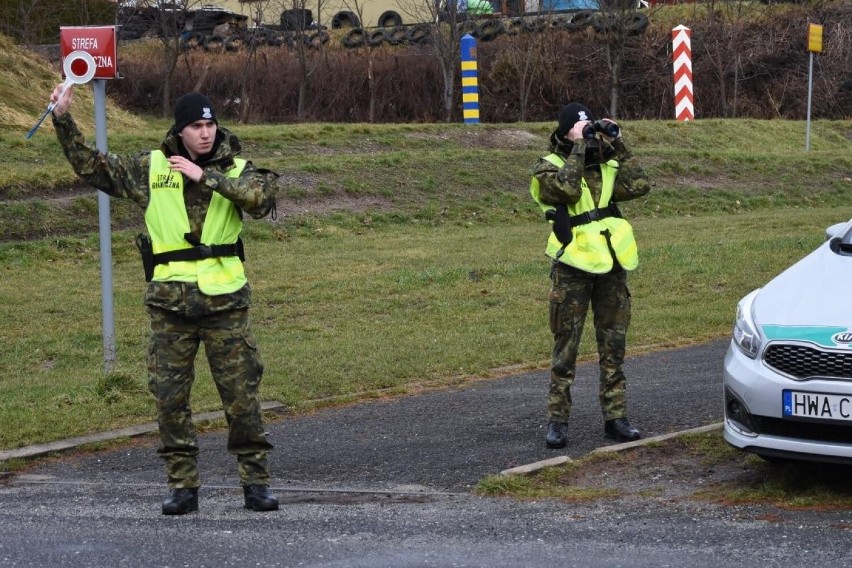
[478,429,852,510]
[95,372,144,404]
[478,458,622,502]
[676,430,745,465]
[695,456,852,509]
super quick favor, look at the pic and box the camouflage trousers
[146,305,273,489]
[547,261,632,423]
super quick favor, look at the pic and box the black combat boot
[604,417,641,442]
[244,485,279,511]
[545,421,568,449]
[161,487,199,515]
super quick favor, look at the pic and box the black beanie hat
[558,103,595,135]
[173,92,217,133]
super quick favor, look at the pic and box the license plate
[783,390,852,422]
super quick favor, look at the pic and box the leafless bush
[1,0,116,46]
[109,3,851,122]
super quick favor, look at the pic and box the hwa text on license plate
[783,390,852,421]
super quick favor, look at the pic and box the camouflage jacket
[531,130,652,208]
[52,112,279,315]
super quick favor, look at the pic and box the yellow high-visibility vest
[145,150,247,295]
[530,153,639,273]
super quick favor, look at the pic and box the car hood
[754,241,852,348]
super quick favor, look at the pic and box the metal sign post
[805,23,823,152]
[93,79,116,373]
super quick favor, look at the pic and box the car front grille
[764,343,852,380]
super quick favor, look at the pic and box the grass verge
[477,429,852,509]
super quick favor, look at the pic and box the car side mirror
[825,221,849,240]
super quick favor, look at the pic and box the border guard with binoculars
[530,102,652,449]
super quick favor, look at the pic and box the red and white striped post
[672,25,694,121]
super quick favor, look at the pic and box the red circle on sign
[70,57,90,78]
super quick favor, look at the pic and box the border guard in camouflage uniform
[50,86,280,515]
[530,103,652,449]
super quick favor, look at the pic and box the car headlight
[732,289,762,358]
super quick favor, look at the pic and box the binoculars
[583,120,620,140]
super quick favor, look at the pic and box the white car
[723,219,852,464]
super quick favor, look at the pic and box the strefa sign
[59,26,118,80]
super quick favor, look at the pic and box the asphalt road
[2,339,851,568]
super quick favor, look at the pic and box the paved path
[2,339,851,567]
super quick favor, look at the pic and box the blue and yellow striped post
[460,34,479,124]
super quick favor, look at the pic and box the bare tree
[234,0,275,123]
[701,0,774,118]
[274,0,328,120]
[403,0,469,122]
[338,0,381,122]
[119,0,205,118]
[2,0,114,45]
[77,0,91,23]
[588,0,650,118]
[487,11,566,121]
[11,0,49,46]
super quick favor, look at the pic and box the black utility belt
[544,204,622,227]
[152,240,245,264]
[135,234,245,282]
[544,204,623,255]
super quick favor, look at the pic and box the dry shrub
[109,3,851,123]
[113,43,448,123]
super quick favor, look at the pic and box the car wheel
[202,35,225,53]
[503,17,525,35]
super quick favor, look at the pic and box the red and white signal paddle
[26,50,97,139]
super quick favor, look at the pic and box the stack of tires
[339,10,648,49]
[464,18,506,41]
[194,26,330,52]
[192,10,229,35]
[455,10,648,42]
[592,12,649,35]
[117,6,162,40]
[341,23,432,48]
[331,11,360,29]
